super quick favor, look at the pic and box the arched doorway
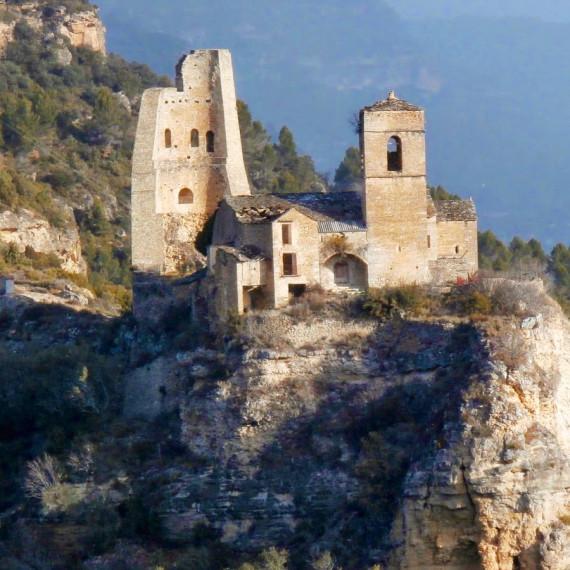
[324,254,367,289]
[334,261,349,284]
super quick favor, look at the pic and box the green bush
[364,284,430,318]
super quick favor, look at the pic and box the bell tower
[360,91,430,287]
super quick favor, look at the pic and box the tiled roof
[281,192,363,221]
[224,195,322,223]
[364,91,422,113]
[224,192,363,224]
[216,245,266,262]
[318,220,366,233]
[434,199,477,222]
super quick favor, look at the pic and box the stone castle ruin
[132,49,478,319]
[132,50,250,275]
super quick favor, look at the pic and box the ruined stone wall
[212,248,240,317]
[435,219,478,280]
[271,211,320,307]
[211,202,240,246]
[241,223,274,258]
[427,214,439,262]
[362,108,430,287]
[131,50,250,275]
[131,89,166,273]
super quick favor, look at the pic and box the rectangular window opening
[283,253,297,276]
[281,223,292,245]
[427,235,431,248]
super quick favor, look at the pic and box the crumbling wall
[271,210,320,307]
[131,50,250,275]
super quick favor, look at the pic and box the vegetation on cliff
[0,8,169,307]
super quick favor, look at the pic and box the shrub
[365,284,430,318]
[457,289,492,316]
[304,283,326,311]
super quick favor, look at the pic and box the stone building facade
[131,51,478,318]
[131,49,249,274]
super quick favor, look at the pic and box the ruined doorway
[288,284,306,298]
[334,261,349,284]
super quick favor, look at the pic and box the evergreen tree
[333,146,362,190]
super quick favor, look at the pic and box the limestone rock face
[390,300,570,570]
[58,11,106,54]
[0,207,86,274]
[0,3,106,57]
[125,285,570,567]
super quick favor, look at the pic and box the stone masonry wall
[362,108,431,287]
[365,176,430,286]
[131,50,250,275]
[436,220,478,274]
[271,210,320,307]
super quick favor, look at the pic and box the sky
[383,0,570,22]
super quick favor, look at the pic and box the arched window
[206,130,215,153]
[165,129,172,148]
[334,261,349,284]
[387,136,402,171]
[178,188,193,204]
[191,129,199,147]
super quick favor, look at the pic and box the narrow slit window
[387,136,402,171]
[191,129,199,147]
[282,223,292,245]
[165,129,172,148]
[178,188,193,204]
[206,130,215,152]
[427,235,431,248]
[455,245,460,254]
[283,253,297,276]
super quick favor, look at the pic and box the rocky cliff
[121,284,570,568]
[390,293,570,570]
[0,207,85,273]
[0,2,105,59]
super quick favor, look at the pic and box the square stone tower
[131,49,250,274]
[360,91,430,287]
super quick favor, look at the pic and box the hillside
[0,1,170,310]
[3,274,570,569]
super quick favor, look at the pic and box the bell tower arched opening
[191,129,199,147]
[387,136,402,172]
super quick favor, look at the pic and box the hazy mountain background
[96,0,570,248]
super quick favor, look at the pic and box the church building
[131,50,478,319]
